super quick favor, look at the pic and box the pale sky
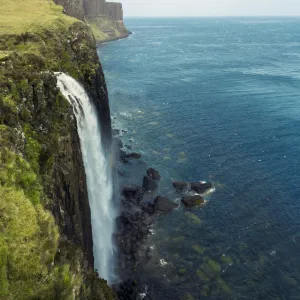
[118,0,300,17]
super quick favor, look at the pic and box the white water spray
[56,72,116,282]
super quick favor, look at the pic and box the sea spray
[56,72,116,282]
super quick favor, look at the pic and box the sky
[118,0,300,17]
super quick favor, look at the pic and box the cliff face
[0,1,115,299]
[54,0,85,20]
[54,0,130,42]
[83,0,123,21]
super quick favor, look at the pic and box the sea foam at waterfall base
[99,18,300,299]
[56,73,117,283]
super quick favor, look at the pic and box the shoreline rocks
[142,168,161,191]
[147,168,161,181]
[190,181,212,194]
[173,180,213,195]
[113,130,215,298]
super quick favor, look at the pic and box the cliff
[54,0,130,42]
[0,0,115,299]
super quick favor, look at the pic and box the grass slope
[0,0,76,35]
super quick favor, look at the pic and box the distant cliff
[54,0,130,42]
[83,0,123,20]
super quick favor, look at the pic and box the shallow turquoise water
[99,17,300,299]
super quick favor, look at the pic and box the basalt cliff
[55,0,130,42]
[0,0,127,299]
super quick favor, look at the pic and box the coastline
[97,31,132,45]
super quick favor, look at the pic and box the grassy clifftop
[87,17,130,43]
[0,0,116,299]
[0,0,76,35]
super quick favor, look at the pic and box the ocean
[98,17,300,299]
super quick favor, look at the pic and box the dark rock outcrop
[143,176,158,191]
[173,180,213,195]
[147,168,161,181]
[122,186,144,204]
[182,195,205,207]
[54,0,85,20]
[190,182,212,194]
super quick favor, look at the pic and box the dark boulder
[182,195,205,207]
[173,181,189,191]
[141,202,156,215]
[125,152,142,160]
[154,196,179,213]
[142,176,158,191]
[122,186,144,203]
[190,182,212,194]
[147,168,161,181]
[120,150,129,163]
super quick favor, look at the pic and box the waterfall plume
[56,72,116,282]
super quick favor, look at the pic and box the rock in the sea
[120,150,129,163]
[173,181,189,191]
[142,176,158,191]
[190,182,212,194]
[147,168,161,181]
[182,195,205,207]
[125,152,142,159]
[154,196,179,213]
[122,186,144,203]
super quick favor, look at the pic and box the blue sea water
[98,18,300,299]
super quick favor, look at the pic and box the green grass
[0,0,77,35]
[0,186,65,299]
[87,17,125,42]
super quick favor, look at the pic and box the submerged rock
[190,182,212,194]
[154,196,179,213]
[182,195,205,207]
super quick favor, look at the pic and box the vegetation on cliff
[0,0,116,299]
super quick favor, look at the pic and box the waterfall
[56,72,116,282]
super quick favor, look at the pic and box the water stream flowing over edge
[56,72,116,283]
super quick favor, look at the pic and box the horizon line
[124,15,300,18]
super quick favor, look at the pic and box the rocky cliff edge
[0,0,116,299]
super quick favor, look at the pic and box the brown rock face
[54,0,125,21]
[83,0,124,20]
[107,2,123,20]
[54,0,85,20]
